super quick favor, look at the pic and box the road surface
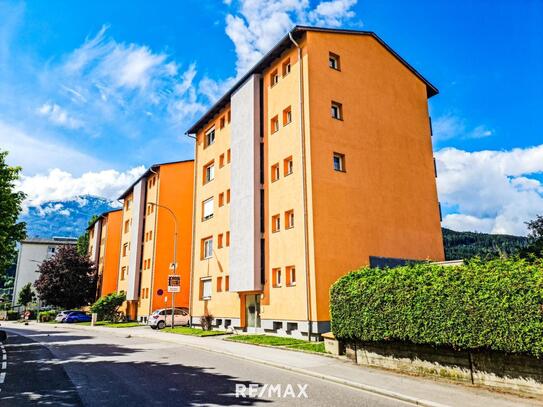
[0,325,411,406]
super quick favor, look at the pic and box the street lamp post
[147,202,178,329]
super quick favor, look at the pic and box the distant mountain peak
[20,195,117,239]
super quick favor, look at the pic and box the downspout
[187,133,198,327]
[289,32,313,341]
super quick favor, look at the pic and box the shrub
[91,292,126,321]
[330,257,543,357]
[200,312,213,331]
[6,310,19,321]
[38,310,58,322]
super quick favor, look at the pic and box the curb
[6,323,448,407]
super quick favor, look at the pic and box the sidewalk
[4,321,540,407]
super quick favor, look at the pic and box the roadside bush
[91,292,126,321]
[38,310,57,322]
[330,257,543,357]
[7,310,19,321]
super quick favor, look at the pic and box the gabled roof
[117,159,194,200]
[186,25,438,135]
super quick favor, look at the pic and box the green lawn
[162,326,227,337]
[226,334,326,353]
[73,321,142,328]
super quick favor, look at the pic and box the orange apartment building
[88,209,122,299]
[115,160,194,322]
[186,26,444,338]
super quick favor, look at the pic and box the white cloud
[37,102,83,129]
[433,114,493,141]
[36,203,71,217]
[436,145,543,235]
[17,166,146,208]
[0,120,105,175]
[224,0,359,76]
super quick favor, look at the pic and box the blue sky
[1,0,542,235]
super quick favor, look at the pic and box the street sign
[168,275,180,292]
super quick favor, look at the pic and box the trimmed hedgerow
[330,258,543,357]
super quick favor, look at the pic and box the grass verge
[226,334,326,353]
[162,326,227,337]
[70,321,142,328]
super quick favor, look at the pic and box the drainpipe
[289,31,313,342]
[187,133,198,327]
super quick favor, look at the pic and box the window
[226,231,230,247]
[219,192,225,207]
[149,230,153,241]
[333,152,346,172]
[203,197,214,221]
[217,276,223,292]
[225,275,230,291]
[153,176,157,186]
[48,246,56,255]
[272,214,281,233]
[227,149,231,163]
[270,69,279,86]
[220,116,225,129]
[201,278,212,300]
[121,266,126,280]
[270,115,279,134]
[282,106,292,126]
[205,127,216,147]
[284,156,293,176]
[282,58,291,77]
[331,101,343,120]
[218,233,224,249]
[271,163,280,182]
[226,189,231,204]
[286,266,296,286]
[122,243,128,257]
[204,161,215,184]
[272,268,282,287]
[202,237,213,259]
[125,199,131,210]
[124,220,130,233]
[329,52,340,70]
[285,210,294,229]
[219,153,225,168]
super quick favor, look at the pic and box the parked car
[148,307,189,329]
[55,310,78,322]
[63,311,92,323]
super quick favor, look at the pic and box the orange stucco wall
[151,161,194,312]
[100,210,122,296]
[305,32,444,321]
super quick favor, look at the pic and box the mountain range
[20,195,117,239]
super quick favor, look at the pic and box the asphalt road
[0,326,410,407]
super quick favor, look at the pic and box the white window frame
[203,198,214,220]
[205,163,215,183]
[331,102,342,120]
[205,127,216,147]
[202,278,212,300]
[333,153,345,172]
[203,237,213,259]
[329,53,340,70]
[288,267,296,286]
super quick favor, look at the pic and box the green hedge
[38,310,58,322]
[330,258,543,357]
[6,310,19,320]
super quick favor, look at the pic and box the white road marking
[0,372,5,384]
[0,343,6,385]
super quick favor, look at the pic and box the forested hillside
[442,228,527,260]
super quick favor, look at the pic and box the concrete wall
[344,341,543,396]
[90,220,102,265]
[229,74,262,293]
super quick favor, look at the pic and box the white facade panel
[127,179,146,300]
[229,74,262,292]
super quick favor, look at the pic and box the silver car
[148,307,189,329]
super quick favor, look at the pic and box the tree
[77,215,100,256]
[91,292,126,321]
[17,282,35,311]
[0,150,26,277]
[520,215,543,259]
[34,245,97,309]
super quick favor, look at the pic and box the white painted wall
[229,74,262,292]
